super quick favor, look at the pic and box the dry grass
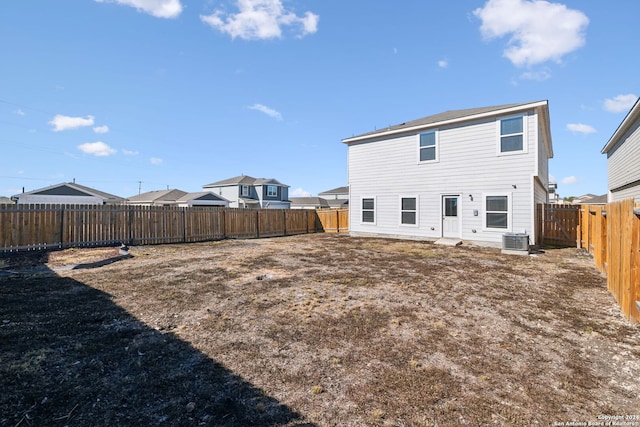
[1,234,639,426]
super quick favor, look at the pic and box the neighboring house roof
[326,199,348,208]
[342,100,553,158]
[0,196,13,204]
[175,192,228,204]
[602,97,640,154]
[127,189,228,205]
[12,182,124,203]
[127,189,188,204]
[573,194,608,204]
[204,175,290,188]
[290,197,330,208]
[319,186,349,196]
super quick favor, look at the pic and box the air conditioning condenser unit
[502,233,529,253]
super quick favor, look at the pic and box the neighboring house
[318,186,349,208]
[11,182,125,205]
[202,175,291,209]
[126,189,229,207]
[342,100,553,247]
[290,197,330,209]
[601,98,640,202]
[0,196,13,204]
[572,193,608,205]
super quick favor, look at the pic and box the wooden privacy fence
[578,199,640,323]
[315,208,348,233]
[0,204,350,253]
[536,203,579,247]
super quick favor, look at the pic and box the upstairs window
[500,116,524,153]
[241,185,250,197]
[362,197,375,224]
[419,131,437,162]
[267,185,278,197]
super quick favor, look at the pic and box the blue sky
[1,0,637,199]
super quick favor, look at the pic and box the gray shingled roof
[290,197,330,207]
[13,182,124,202]
[127,189,188,203]
[319,186,348,196]
[343,101,546,142]
[203,175,289,188]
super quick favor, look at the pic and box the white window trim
[417,129,439,164]
[399,195,419,227]
[241,185,250,197]
[482,193,512,231]
[497,114,527,156]
[361,196,376,225]
[267,185,278,197]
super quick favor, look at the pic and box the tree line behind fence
[0,204,349,252]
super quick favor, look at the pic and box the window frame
[417,129,439,163]
[482,193,512,231]
[399,195,419,227]
[241,185,250,197]
[497,115,527,155]
[361,196,376,225]
[266,185,278,197]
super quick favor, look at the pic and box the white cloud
[562,176,577,185]
[200,0,319,40]
[14,109,25,116]
[150,157,163,165]
[49,114,95,132]
[248,103,283,120]
[95,0,182,19]
[519,69,551,81]
[438,60,448,68]
[566,123,596,135]
[93,125,110,134]
[123,149,139,156]
[474,0,589,67]
[77,141,117,157]
[603,94,638,113]
[290,187,311,197]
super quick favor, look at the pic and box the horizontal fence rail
[0,205,350,253]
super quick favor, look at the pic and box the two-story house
[342,101,553,247]
[601,97,640,202]
[202,175,291,209]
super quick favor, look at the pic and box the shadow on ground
[0,252,312,427]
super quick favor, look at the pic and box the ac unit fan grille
[502,234,529,251]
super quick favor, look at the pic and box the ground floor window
[484,195,509,229]
[362,197,375,223]
[400,196,417,225]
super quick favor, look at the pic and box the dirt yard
[1,234,639,426]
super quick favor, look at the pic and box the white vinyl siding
[607,120,640,202]
[348,109,541,245]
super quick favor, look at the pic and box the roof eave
[342,100,549,144]
[601,98,640,154]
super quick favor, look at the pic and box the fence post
[256,210,260,238]
[283,209,287,236]
[60,204,66,249]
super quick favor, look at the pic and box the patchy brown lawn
[1,234,639,426]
